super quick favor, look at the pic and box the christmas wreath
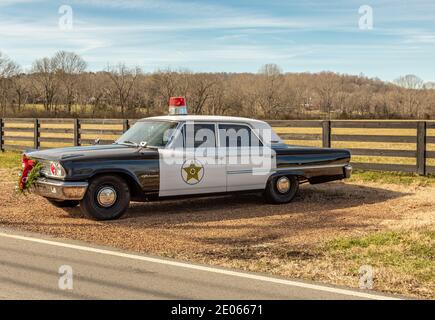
[16,155,43,194]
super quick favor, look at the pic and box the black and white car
[25,98,352,220]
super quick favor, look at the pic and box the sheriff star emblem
[181,160,204,185]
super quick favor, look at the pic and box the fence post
[34,118,40,149]
[417,121,427,176]
[322,120,331,148]
[123,119,129,133]
[73,119,81,146]
[0,118,3,152]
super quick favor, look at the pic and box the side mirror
[138,141,148,152]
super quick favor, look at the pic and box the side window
[218,124,263,148]
[194,124,216,148]
[183,123,216,148]
[170,125,184,148]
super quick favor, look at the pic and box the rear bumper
[33,178,88,201]
[306,164,353,184]
[344,164,353,179]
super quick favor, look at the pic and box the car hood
[26,144,157,161]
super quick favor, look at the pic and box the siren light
[169,97,188,115]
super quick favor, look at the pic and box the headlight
[49,161,66,178]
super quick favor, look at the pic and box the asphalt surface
[0,229,399,300]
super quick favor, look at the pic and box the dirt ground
[0,168,434,298]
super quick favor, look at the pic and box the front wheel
[80,175,130,220]
[264,175,299,204]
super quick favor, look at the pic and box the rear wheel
[80,175,130,220]
[264,175,299,204]
[48,199,79,208]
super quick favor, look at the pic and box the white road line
[0,231,400,300]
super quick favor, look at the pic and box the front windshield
[116,121,178,147]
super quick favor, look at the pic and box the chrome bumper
[344,164,353,179]
[33,178,88,201]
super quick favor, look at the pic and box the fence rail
[0,118,434,175]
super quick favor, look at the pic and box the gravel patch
[0,169,433,298]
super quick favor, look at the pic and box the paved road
[0,229,399,300]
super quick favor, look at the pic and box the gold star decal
[183,163,203,182]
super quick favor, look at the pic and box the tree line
[0,51,434,119]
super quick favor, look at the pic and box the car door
[159,121,227,197]
[218,123,273,192]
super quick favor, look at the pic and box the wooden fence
[0,118,434,175]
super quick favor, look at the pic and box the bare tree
[258,64,282,77]
[1,50,435,120]
[11,73,29,113]
[256,63,285,118]
[81,72,108,116]
[424,82,435,89]
[186,73,216,114]
[53,51,87,112]
[393,75,425,116]
[315,72,339,119]
[106,63,141,116]
[151,69,181,113]
[205,75,231,115]
[0,52,20,78]
[394,74,424,89]
[31,56,59,112]
[0,52,20,116]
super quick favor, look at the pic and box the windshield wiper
[116,140,139,147]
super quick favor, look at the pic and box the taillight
[48,161,66,178]
[50,163,56,175]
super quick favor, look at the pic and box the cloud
[0,0,44,6]
[0,0,434,80]
[71,0,233,16]
[401,32,435,44]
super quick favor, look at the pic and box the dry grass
[0,156,433,298]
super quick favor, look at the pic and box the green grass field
[0,151,21,169]
[324,228,434,285]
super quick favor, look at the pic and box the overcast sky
[0,0,434,81]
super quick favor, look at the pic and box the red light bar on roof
[169,97,188,115]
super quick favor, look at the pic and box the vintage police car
[26,98,352,220]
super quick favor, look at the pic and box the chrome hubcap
[97,187,117,207]
[276,176,291,193]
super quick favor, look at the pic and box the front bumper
[33,178,88,201]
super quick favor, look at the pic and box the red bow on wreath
[19,155,36,191]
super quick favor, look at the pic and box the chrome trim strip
[36,178,88,188]
[227,164,349,175]
[227,169,270,175]
[276,164,348,171]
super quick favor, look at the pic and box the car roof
[141,115,268,125]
